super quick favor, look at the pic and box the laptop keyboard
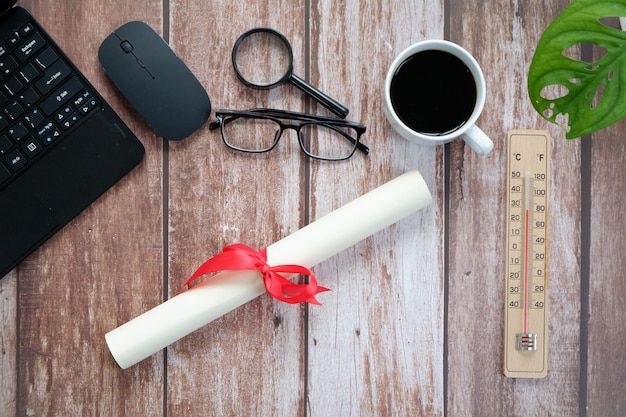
[0,21,100,188]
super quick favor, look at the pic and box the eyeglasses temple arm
[356,141,369,155]
[209,117,241,130]
[329,125,369,155]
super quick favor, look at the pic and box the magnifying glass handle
[289,74,349,119]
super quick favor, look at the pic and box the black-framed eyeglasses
[209,109,369,161]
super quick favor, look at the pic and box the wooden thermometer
[504,130,550,378]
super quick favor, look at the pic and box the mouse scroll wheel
[120,40,134,53]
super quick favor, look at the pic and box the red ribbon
[181,244,330,305]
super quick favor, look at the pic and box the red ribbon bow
[181,244,330,305]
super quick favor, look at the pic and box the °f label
[504,130,550,378]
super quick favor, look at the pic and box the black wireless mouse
[98,21,211,141]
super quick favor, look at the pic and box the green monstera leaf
[528,0,626,139]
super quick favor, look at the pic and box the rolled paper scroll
[106,170,432,369]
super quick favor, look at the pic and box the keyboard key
[4,76,23,96]
[34,47,58,70]
[19,87,39,108]
[19,63,39,83]
[60,113,79,130]
[20,24,35,38]
[4,101,24,121]
[0,55,19,76]
[40,76,83,116]
[15,33,46,62]
[0,114,7,130]
[54,106,72,122]
[0,45,7,59]
[36,120,55,138]
[24,108,44,129]
[35,60,71,95]
[41,128,61,145]
[7,32,20,48]
[77,97,98,115]
[20,137,43,158]
[4,148,27,171]
[8,122,28,142]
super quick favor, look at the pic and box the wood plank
[0,272,16,417]
[306,0,445,415]
[587,118,626,416]
[447,0,581,415]
[16,1,166,416]
[165,1,309,415]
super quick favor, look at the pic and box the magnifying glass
[232,28,350,119]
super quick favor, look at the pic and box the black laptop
[0,1,145,277]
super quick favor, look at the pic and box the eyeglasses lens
[222,117,281,152]
[299,124,358,160]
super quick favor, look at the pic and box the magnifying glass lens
[233,31,291,87]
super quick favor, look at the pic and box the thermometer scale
[504,130,550,378]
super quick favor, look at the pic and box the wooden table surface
[2,0,625,416]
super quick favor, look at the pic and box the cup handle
[460,125,494,156]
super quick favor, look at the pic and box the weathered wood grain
[306,0,445,416]
[165,1,309,416]
[447,0,581,416]
[587,118,626,416]
[15,1,166,416]
[0,272,16,417]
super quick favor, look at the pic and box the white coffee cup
[383,40,493,156]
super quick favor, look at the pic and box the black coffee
[390,50,477,135]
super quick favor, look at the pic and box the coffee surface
[390,50,477,135]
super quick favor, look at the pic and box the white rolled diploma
[106,170,432,369]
